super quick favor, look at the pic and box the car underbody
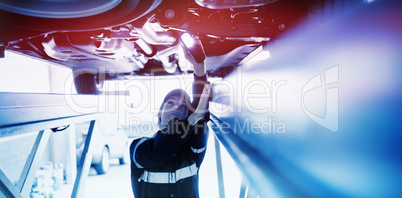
[1,0,322,94]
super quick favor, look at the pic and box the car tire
[119,145,130,165]
[74,73,104,94]
[0,0,163,38]
[95,147,110,174]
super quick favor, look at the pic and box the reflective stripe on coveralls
[190,146,206,154]
[133,137,148,169]
[138,163,198,184]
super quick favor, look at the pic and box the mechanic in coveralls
[129,40,211,198]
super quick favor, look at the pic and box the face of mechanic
[158,95,189,129]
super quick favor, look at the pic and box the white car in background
[75,118,129,174]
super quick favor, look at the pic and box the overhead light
[181,33,195,48]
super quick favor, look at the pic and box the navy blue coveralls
[130,74,209,198]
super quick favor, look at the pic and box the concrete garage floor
[52,159,133,198]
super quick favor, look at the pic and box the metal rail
[0,170,23,198]
[0,92,100,136]
[72,120,96,198]
[209,113,304,198]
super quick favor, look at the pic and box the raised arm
[182,37,210,125]
[182,36,208,110]
[182,39,210,167]
[193,60,206,77]
[191,60,208,112]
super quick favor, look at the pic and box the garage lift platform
[0,92,103,198]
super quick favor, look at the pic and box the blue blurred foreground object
[209,0,402,197]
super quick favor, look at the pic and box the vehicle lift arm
[0,92,101,198]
